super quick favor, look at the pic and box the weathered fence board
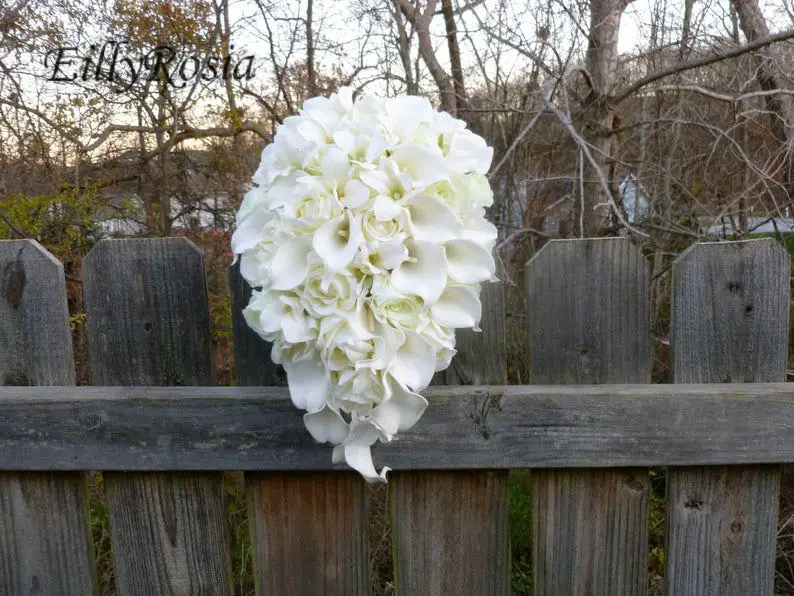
[391,470,509,595]
[392,279,510,595]
[229,261,285,387]
[526,238,650,595]
[0,240,96,595]
[247,473,368,595]
[231,265,369,595]
[83,238,232,595]
[666,239,789,594]
[5,383,794,469]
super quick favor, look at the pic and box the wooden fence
[0,235,792,595]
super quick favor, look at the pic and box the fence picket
[526,237,650,595]
[390,279,510,595]
[229,262,285,386]
[83,238,232,595]
[230,266,370,595]
[0,240,96,595]
[665,239,788,594]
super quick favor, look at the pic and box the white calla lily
[269,237,312,290]
[432,285,482,329]
[443,239,496,283]
[333,422,389,483]
[391,239,447,305]
[304,405,350,444]
[403,194,462,243]
[390,329,436,391]
[283,352,330,411]
[371,376,429,439]
[313,210,363,271]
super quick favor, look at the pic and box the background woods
[2,0,794,593]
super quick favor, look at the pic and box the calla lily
[283,352,330,411]
[333,418,389,483]
[321,147,351,188]
[403,194,462,244]
[269,237,312,290]
[391,239,447,305]
[343,179,370,208]
[443,239,495,283]
[371,236,408,270]
[313,210,363,271]
[390,145,451,188]
[390,329,436,391]
[460,215,498,250]
[371,376,429,439]
[432,285,482,329]
[304,405,350,444]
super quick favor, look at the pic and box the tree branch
[613,28,794,104]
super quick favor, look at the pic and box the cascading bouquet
[232,87,497,482]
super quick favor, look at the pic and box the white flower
[233,86,497,482]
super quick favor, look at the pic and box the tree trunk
[396,0,457,114]
[732,0,794,204]
[441,0,466,113]
[575,0,634,236]
[306,0,316,97]
[389,0,418,94]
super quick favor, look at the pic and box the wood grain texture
[6,383,794,469]
[526,238,650,595]
[666,239,788,595]
[229,262,285,387]
[0,240,96,596]
[232,262,368,595]
[247,473,368,595]
[83,238,232,595]
[391,471,509,595]
[392,276,509,596]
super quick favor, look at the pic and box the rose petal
[373,195,403,221]
[231,209,272,255]
[447,132,494,174]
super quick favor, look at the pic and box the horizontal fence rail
[2,383,794,470]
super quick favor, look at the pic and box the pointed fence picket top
[230,266,369,595]
[666,239,789,593]
[526,237,651,595]
[83,238,232,595]
[0,240,96,595]
[391,276,510,595]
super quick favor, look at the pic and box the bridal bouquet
[232,87,497,482]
